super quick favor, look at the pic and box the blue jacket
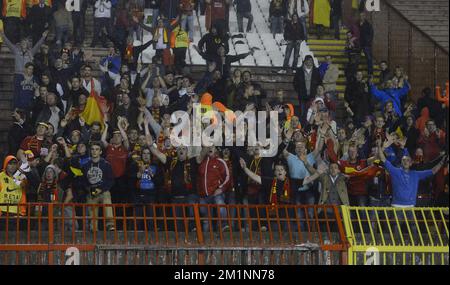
[384,160,433,206]
[385,145,409,167]
[369,81,410,116]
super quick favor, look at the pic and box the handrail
[381,0,449,55]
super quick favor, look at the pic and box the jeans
[349,195,370,207]
[173,47,187,73]
[152,8,160,28]
[362,46,374,75]
[171,194,198,232]
[63,206,79,232]
[199,193,228,232]
[181,14,195,41]
[237,12,253,33]
[55,25,71,49]
[72,11,86,45]
[92,17,113,46]
[243,192,266,231]
[298,99,309,126]
[283,40,301,69]
[295,189,315,229]
[299,16,308,41]
[390,208,418,245]
[268,206,295,233]
[134,192,157,231]
[270,16,283,35]
[345,49,361,82]
[331,14,341,39]
[225,191,238,230]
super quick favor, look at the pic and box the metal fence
[341,206,449,265]
[0,203,348,265]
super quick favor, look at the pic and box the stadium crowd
[0,0,448,232]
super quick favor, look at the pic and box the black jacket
[198,51,251,79]
[269,0,287,17]
[198,33,230,57]
[293,66,322,102]
[344,79,371,122]
[359,20,373,47]
[235,0,251,13]
[28,4,53,32]
[284,19,305,41]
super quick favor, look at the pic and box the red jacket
[338,159,369,196]
[198,156,230,197]
[418,130,446,163]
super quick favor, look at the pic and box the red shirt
[106,144,128,178]
[20,136,44,157]
[418,131,446,163]
[338,159,368,196]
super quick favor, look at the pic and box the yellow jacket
[2,0,27,18]
[170,26,189,48]
[0,156,27,216]
[0,20,3,44]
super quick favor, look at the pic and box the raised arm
[144,115,167,164]
[101,122,110,148]
[432,155,448,175]
[240,158,262,184]
[397,77,411,98]
[369,81,385,102]
[142,107,162,135]
[31,30,48,56]
[117,118,130,150]
[141,66,153,92]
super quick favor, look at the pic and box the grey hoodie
[1,33,46,75]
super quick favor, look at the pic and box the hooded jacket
[0,156,27,216]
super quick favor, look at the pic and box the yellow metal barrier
[341,206,449,265]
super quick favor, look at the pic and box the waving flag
[80,86,108,128]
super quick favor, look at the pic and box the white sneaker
[277,69,287,74]
[261,226,267,232]
[293,69,297,74]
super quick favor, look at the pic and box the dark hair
[83,64,92,71]
[25,62,34,69]
[273,160,288,171]
[53,157,65,169]
[90,141,103,149]
[380,60,388,65]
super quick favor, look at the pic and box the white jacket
[94,0,112,18]
[288,0,310,18]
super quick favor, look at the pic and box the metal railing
[0,203,349,265]
[341,206,449,265]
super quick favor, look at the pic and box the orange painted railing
[0,203,349,265]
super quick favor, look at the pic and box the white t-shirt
[156,28,167,50]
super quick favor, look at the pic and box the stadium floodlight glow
[170,103,279,157]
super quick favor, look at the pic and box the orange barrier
[0,203,349,265]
